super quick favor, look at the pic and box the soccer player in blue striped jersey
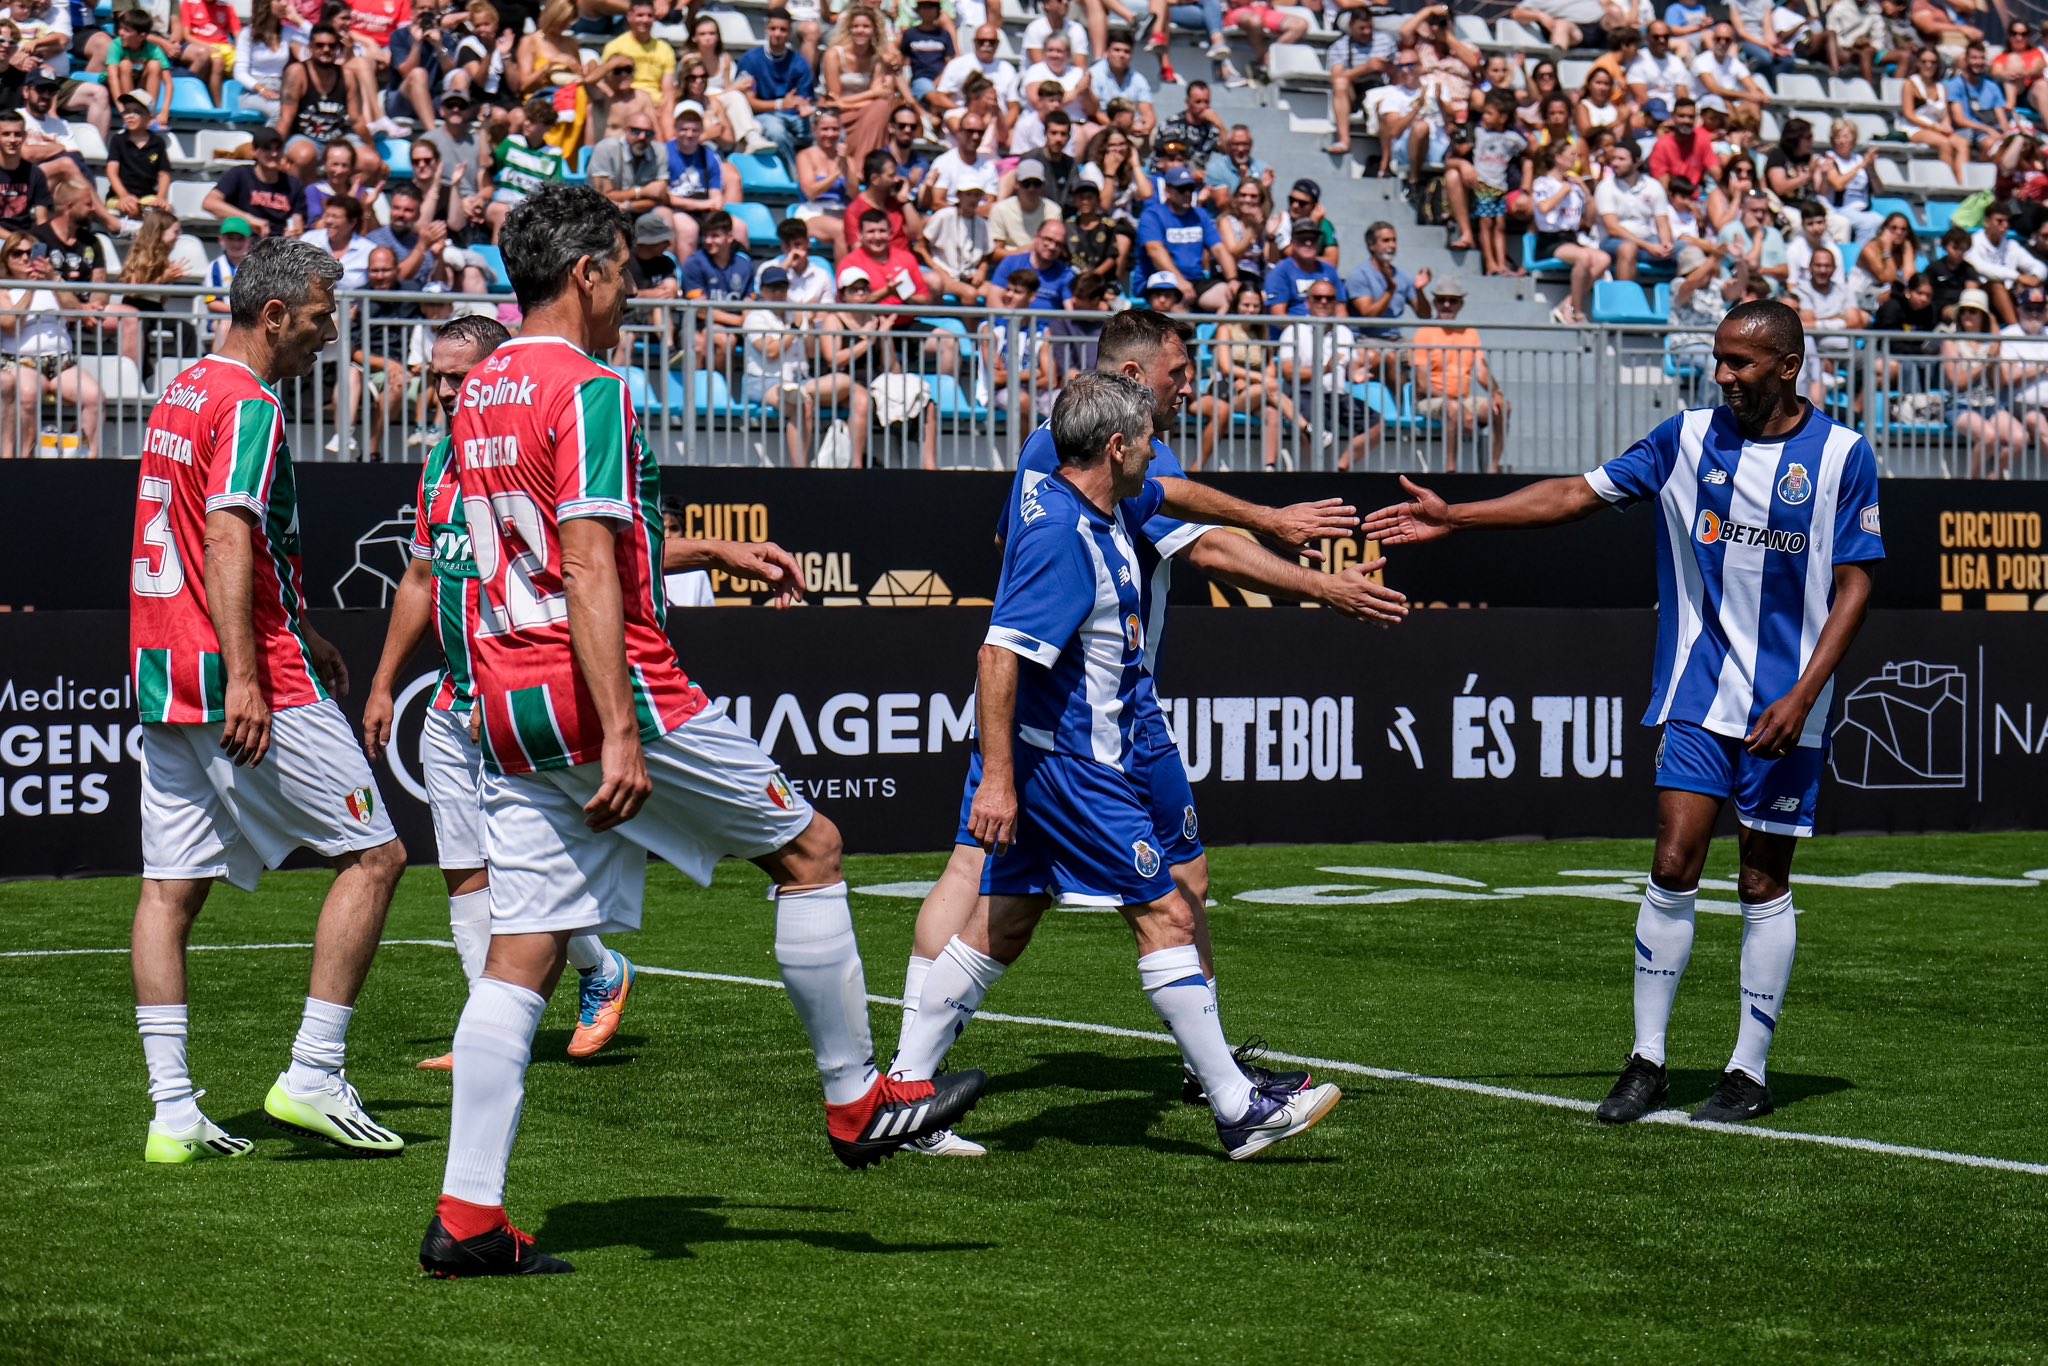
[945,371,1344,1160]
[1364,300,1882,1126]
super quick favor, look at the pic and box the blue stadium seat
[563,145,592,186]
[729,151,798,202]
[1918,199,1959,239]
[1591,279,1661,325]
[466,243,513,294]
[728,200,780,253]
[930,372,988,420]
[376,137,412,180]
[1356,380,1403,427]
[1523,233,1567,276]
[170,77,260,124]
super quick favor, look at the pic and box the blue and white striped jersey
[985,473,1167,770]
[1586,403,1885,748]
[997,422,1211,681]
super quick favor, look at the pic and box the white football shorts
[419,705,487,870]
[480,699,815,937]
[139,698,398,891]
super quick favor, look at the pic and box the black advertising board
[3,462,2042,614]
[1,609,2041,880]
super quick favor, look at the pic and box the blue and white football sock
[1728,891,1796,1084]
[773,882,881,1105]
[285,997,353,1092]
[893,936,1006,1082]
[443,976,545,1206]
[1141,945,1254,1123]
[895,954,934,1061]
[448,888,492,983]
[1631,882,1697,1067]
[137,1003,199,1129]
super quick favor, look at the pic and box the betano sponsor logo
[1695,510,1808,553]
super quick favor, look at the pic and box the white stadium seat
[1774,73,1834,105]
[1453,14,1492,46]
[1492,17,1549,48]
[65,122,107,162]
[78,355,147,402]
[1269,42,1325,87]
[1908,159,1961,190]
[714,8,758,48]
[194,128,251,164]
[1962,161,1997,190]
[168,179,212,220]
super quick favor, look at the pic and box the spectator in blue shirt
[1137,166,1234,311]
[737,9,816,162]
[899,0,956,101]
[1946,41,2012,153]
[1345,220,1433,341]
[991,219,1077,308]
[1265,220,1345,316]
[1202,124,1271,213]
[679,206,756,360]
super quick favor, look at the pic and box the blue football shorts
[1654,718,1827,838]
[977,747,1180,907]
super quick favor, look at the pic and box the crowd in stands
[0,0,2034,471]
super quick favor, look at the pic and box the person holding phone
[0,226,101,456]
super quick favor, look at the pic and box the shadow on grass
[219,1097,444,1157]
[534,1196,998,1261]
[1443,1069,1856,1111]
[969,1050,1223,1159]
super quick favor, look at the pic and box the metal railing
[4,281,2044,479]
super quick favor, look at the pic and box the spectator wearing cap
[1593,140,1675,281]
[758,216,838,306]
[989,157,1065,255]
[1087,28,1154,145]
[1345,223,1430,345]
[1202,124,1270,214]
[1322,8,1395,157]
[617,209,687,367]
[900,0,956,103]
[1967,200,2048,327]
[846,150,924,256]
[1276,280,1381,471]
[106,93,169,222]
[1139,269,1182,310]
[1278,178,1338,266]
[739,9,818,164]
[1266,220,1345,316]
[204,127,303,237]
[921,167,996,302]
[1151,80,1223,173]
[1409,278,1509,473]
[1064,179,1127,284]
[203,215,253,347]
[1139,162,1234,311]
[423,91,484,214]
[1145,135,1195,205]
[745,265,861,467]
[990,218,1075,308]
[1944,286,2024,478]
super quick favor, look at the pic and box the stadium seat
[1269,43,1325,88]
[1523,233,1566,276]
[77,354,147,402]
[1832,76,1882,106]
[1591,279,1661,324]
[728,200,780,252]
[376,137,412,180]
[1919,199,1959,237]
[154,357,201,393]
[193,128,249,165]
[464,243,513,293]
[1775,73,1835,106]
[1962,161,1997,190]
[65,122,107,163]
[1879,76,1905,105]
[1848,112,1888,141]
[1557,58,1592,89]
[167,180,212,221]
[713,9,759,49]
[562,144,591,186]
[931,372,988,421]
[730,150,798,201]
[1452,13,1492,46]
[1491,17,1549,48]
[1909,159,1962,191]
[1356,379,1402,427]
[690,368,738,417]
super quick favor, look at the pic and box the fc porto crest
[1777,462,1812,505]
[1181,805,1198,843]
[1123,613,1142,652]
[1133,840,1161,878]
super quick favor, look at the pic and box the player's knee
[358,836,408,886]
[1738,864,1786,904]
[778,811,844,886]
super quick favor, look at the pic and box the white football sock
[449,888,492,983]
[1728,891,1796,1084]
[137,1003,199,1129]
[565,934,608,974]
[1140,945,1253,1123]
[285,997,353,1092]
[894,954,934,1063]
[1630,882,1697,1067]
[893,936,1006,1082]
[443,976,546,1207]
[773,882,880,1105]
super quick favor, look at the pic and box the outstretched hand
[718,540,808,609]
[1361,476,1456,545]
[1320,557,1409,626]
[1267,498,1360,558]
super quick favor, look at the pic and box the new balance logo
[1117,565,1132,586]
[864,1103,931,1140]
[1703,467,1729,484]
[1768,796,1801,812]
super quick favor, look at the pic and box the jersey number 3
[132,475,186,598]
[465,490,570,636]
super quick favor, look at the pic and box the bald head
[1724,298,1805,362]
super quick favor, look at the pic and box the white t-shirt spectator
[926,148,998,206]
[742,308,809,386]
[1690,48,1753,114]
[301,228,375,290]
[1627,50,1693,106]
[1594,171,1672,241]
[1785,236,1846,291]
[1021,14,1088,59]
[1020,60,1087,119]
[937,51,1020,108]
[922,203,993,278]
[1967,229,2048,284]
[1998,322,2048,406]
[665,570,714,607]
[755,253,835,305]
[1277,320,1363,393]
[1532,174,1590,232]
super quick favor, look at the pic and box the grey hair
[1051,371,1154,468]
[434,314,512,355]
[228,237,345,328]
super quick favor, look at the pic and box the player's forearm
[1787,563,1875,705]
[1181,528,1322,601]
[202,511,261,684]
[561,520,641,739]
[369,557,437,696]
[1155,478,1284,537]
[975,644,1021,785]
[1447,475,1604,532]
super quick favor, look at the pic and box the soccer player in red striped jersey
[362,314,639,1070]
[418,187,986,1280]
[128,238,409,1166]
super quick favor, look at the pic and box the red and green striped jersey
[129,355,325,725]
[451,335,704,775]
[409,435,478,713]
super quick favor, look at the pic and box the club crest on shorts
[1777,462,1812,505]
[1182,805,1198,843]
[765,771,795,810]
[345,787,375,824]
[1124,612,1142,652]
[1133,839,1161,878]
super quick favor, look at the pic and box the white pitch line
[11,941,2045,1178]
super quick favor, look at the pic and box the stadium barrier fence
[3,282,2046,480]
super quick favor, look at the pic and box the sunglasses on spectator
[627,126,654,137]
[975,34,997,44]
[1307,291,1337,303]
[1288,195,1312,208]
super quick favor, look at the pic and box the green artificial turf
[2,833,2044,1363]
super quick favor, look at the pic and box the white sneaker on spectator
[369,116,407,138]
[1206,37,1231,58]
[1219,58,1248,87]
[742,133,775,154]
[324,433,359,457]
